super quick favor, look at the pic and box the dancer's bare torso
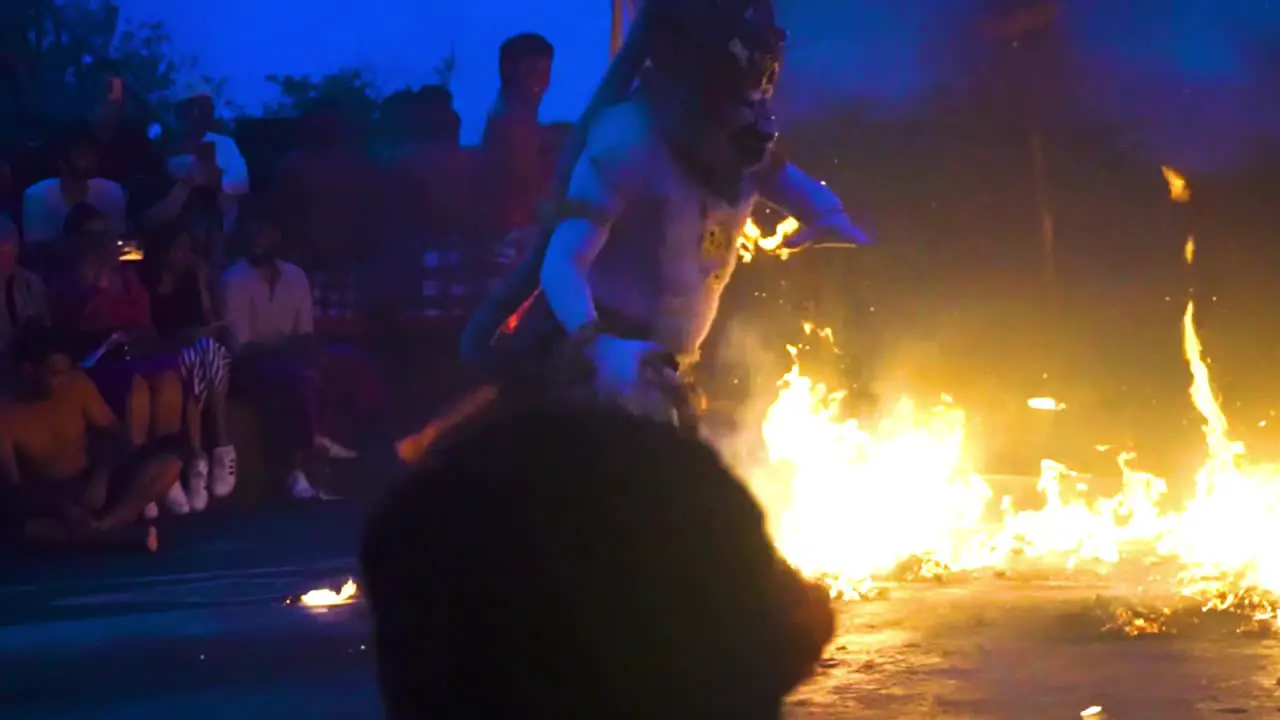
[575,99,757,364]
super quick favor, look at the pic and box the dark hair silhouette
[498,33,554,86]
[360,406,832,719]
[62,202,106,239]
[10,324,71,368]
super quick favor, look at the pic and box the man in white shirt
[21,123,126,245]
[220,201,351,500]
[165,79,250,265]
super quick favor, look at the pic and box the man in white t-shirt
[20,123,126,245]
[172,80,249,232]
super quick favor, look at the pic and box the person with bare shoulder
[0,327,184,552]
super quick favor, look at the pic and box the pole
[610,0,626,58]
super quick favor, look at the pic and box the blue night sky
[113,0,1279,171]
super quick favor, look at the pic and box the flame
[1184,236,1195,264]
[1162,165,1190,203]
[298,579,359,607]
[738,217,801,262]
[734,163,1280,623]
[740,301,1280,622]
[1027,396,1064,411]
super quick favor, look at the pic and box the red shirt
[55,265,152,335]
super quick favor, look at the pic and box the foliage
[262,67,382,122]
[0,0,234,142]
[432,47,457,88]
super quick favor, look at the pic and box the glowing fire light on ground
[295,579,359,608]
[738,167,1280,633]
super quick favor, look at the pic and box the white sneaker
[143,502,159,519]
[210,445,238,498]
[164,481,191,515]
[185,456,210,512]
[286,470,318,500]
[315,436,359,460]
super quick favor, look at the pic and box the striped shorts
[178,337,232,405]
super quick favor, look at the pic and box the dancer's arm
[540,105,652,334]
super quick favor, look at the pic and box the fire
[1161,165,1190,203]
[297,578,359,607]
[738,216,801,262]
[745,301,1277,609]
[1026,396,1064,411]
[740,171,1280,622]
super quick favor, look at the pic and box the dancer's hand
[586,334,663,401]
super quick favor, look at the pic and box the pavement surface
[0,500,377,719]
[6,498,1280,719]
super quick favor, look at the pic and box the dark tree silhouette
[0,0,229,142]
[262,68,382,122]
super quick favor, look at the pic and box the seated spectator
[0,215,49,360]
[0,327,183,552]
[361,408,835,718]
[142,223,236,503]
[221,201,356,500]
[50,214,189,514]
[21,122,126,246]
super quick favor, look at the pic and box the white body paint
[548,98,757,364]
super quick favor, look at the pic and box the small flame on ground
[297,579,359,607]
[1185,236,1195,265]
[1081,706,1103,718]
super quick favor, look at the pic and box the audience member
[221,201,331,500]
[479,33,556,240]
[377,88,471,312]
[170,80,249,253]
[133,79,246,268]
[21,122,126,245]
[274,99,376,271]
[142,223,236,504]
[0,215,49,360]
[0,327,182,552]
[50,216,189,513]
[361,408,835,719]
[84,60,165,187]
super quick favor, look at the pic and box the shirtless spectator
[142,223,236,506]
[478,33,555,241]
[0,216,49,362]
[0,328,183,552]
[50,210,189,514]
[21,122,126,246]
[222,201,354,500]
[274,100,375,272]
[362,408,835,718]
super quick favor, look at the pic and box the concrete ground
[4,500,1280,719]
